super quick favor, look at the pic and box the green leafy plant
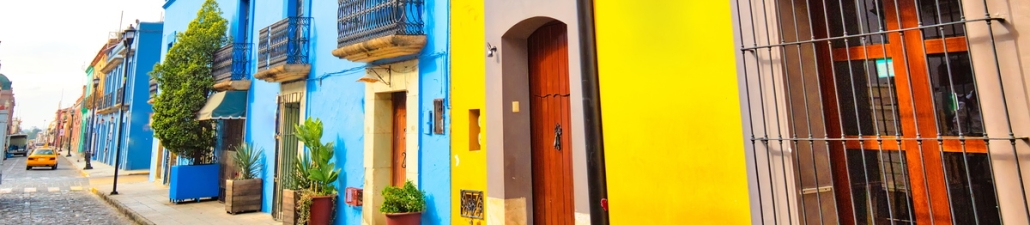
[294,118,341,196]
[292,118,341,223]
[380,180,426,214]
[149,0,227,165]
[232,144,263,180]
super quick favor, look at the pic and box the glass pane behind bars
[942,152,1001,224]
[827,0,888,48]
[926,53,984,136]
[919,0,965,39]
[846,149,914,224]
[833,60,901,136]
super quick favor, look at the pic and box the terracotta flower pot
[308,195,336,225]
[385,212,422,225]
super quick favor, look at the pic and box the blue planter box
[169,164,220,203]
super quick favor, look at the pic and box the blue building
[154,0,452,224]
[91,21,162,171]
[247,0,452,224]
[149,0,250,189]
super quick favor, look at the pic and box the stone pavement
[0,151,131,224]
[66,150,279,225]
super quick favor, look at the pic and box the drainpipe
[575,0,609,224]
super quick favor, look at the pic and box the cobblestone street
[0,152,131,224]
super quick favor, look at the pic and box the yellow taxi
[26,148,58,170]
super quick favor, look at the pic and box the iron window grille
[732,0,1029,224]
[460,190,484,219]
[336,0,425,48]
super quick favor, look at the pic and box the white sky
[0,0,165,129]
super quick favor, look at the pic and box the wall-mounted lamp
[356,66,392,85]
[486,42,497,57]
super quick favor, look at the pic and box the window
[734,0,1017,224]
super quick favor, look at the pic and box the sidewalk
[64,149,278,225]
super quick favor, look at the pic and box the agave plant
[232,144,263,180]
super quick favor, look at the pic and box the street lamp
[111,24,136,195]
[84,77,98,170]
[66,110,73,157]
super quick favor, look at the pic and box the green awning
[197,90,248,120]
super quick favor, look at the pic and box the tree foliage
[150,0,227,165]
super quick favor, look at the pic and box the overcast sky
[0,0,164,129]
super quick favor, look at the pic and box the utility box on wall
[345,187,362,206]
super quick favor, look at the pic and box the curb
[90,187,156,225]
[67,155,92,178]
[63,154,150,178]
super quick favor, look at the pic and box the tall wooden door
[528,22,574,225]
[392,92,407,186]
[809,0,999,224]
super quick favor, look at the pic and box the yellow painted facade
[594,1,753,224]
[449,0,487,224]
[94,53,110,95]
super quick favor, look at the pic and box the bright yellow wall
[449,0,487,224]
[594,1,752,224]
[94,55,109,93]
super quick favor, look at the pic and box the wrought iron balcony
[149,78,158,102]
[255,17,312,83]
[332,0,426,62]
[211,43,252,90]
[116,87,124,105]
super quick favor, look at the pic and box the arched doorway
[528,21,574,225]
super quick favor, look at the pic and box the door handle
[401,152,406,168]
[554,123,562,151]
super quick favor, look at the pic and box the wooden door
[528,22,574,225]
[392,92,407,186]
[809,0,999,224]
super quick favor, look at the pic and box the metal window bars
[257,17,311,72]
[732,0,1028,224]
[336,0,425,48]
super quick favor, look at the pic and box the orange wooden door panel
[392,92,407,187]
[529,22,574,225]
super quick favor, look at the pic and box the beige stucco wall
[964,0,1030,224]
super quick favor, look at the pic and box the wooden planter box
[225,178,262,214]
[282,189,300,225]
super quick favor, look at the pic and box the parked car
[26,148,57,170]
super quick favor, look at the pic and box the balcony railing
[98,94,111,110]
[212,43,252,83]
[337,0,424,48]
[149,78,158,100]
[117,87,124,106]
[332,0,425,62]
[257,17,311,72]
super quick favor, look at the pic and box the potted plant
[294,118,341,225]
[150,0,227,204]
[381,180,426,225]
[282,162,310,225]
[225,144,263,214]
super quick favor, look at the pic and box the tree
[150,0,227,165]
